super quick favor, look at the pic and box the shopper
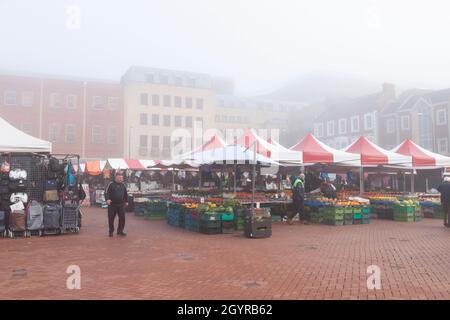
[321,179,337,199]
[437,177,450,227]
[105,172,129,237]
[288,173,306,225]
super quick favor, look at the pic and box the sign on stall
[81,184,90,206]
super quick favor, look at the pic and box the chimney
[382,83,396,100]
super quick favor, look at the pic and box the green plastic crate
[352,207,362,214]
[324,219,344,226]
[362,218,370,224]
[344,207,353,214]
[221,212,235,221]
[353,213,362,219]
[394,215,414,222]
[362,206,371,214]
[201,212,222,221]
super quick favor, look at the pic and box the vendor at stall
[437,176,450,227]
[320,178,337,199]
[287,173,306,225]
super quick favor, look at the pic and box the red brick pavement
[0,207,449,300]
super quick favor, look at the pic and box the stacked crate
[184,209,200,232]
[234,208,246,231]
[323,206,344,226]
[145,200,167,220]
[167,203,184,227]
[393,204,415,222]
[200,212,222,234]
[309,206,324,224]
[221,212,235,234]
[362,206,371,224]
[344,207,353,225]
[352,206,362,225]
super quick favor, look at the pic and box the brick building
[0,72,124,159]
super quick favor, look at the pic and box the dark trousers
[290,198,305,220]
[443,202,450,226]
[108,204,125,234]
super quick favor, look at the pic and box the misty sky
[1,0,450,95]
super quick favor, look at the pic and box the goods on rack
[134,198,168,219]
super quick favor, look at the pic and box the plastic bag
[9,169,27,181]
[0,161,10,173]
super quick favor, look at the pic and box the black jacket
[437,181,450,204]
[105,182,128,205]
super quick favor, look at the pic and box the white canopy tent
[0,117,52,153]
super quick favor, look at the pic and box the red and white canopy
[179,135,227,161]
[236,129,303,163]
[391,139,450,168]
[344,136,412,167]
[290,133,360,165]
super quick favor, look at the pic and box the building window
[400,115,410,131]
[364,113,374,130]
[437,138,449,154]
[21,122,33,135]
[151,135,159,150]
[175,77,183,86]
[187,77,196,87]
[338,119,347,134]
[387,118,395,133]
[91,126,103,144]
[152,114,159,126]
[314,123,324,137]
[50,93,62,108]
[175,96,182,108]
[108,97,119,111]
[159,74,169,85]
[174,116,182,127]
[185,97,193,109]
[350,116,360,133]
[107,127,118,145]
[140,93,148,106]
[145,74,154,83]
[67,94,77,109]
[140,135,148,148]
[48,123,59,142]
[65,124,76,144]
[151,94,159,106]
[4,90,17,105]
[92,96,104,110]
[196,98,204,110]
[163,95,171,107]
[21,91,33,107]
[140,113,148,125]
[163,115,171,127]
[436,109,447,125]
[326,121,335,136]
[185,116,193,128]
[195,117,203,128]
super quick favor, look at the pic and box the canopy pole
[233,164,237,194]
[403,172,406,192]
[198,168,202,190]
[411,169,415,194]
[359,166,364,195]
[172,169,175,192]
[252,142,256,209]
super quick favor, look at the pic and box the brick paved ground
[0,207,449,300]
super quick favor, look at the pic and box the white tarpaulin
[0,117,52,153]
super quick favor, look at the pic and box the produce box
[393,205,414,214]
[393,214,414,222]
[362,206,371,214]
[271,215,283,222]
[344,207,353,214]
[362,212,371,219]
[353,213,362,220]
[201,212,222,221]
[344,216,353,225]
[235,216,245,231]
[353,218,362,225]
[414,215,423,222]
[352,206,362,214]
[362,218,370,224]
[221,212,235,221]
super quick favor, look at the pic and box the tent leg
[411,169,415,194]
[359,167,364,195]
[233,164,237,194]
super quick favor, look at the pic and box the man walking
[288,173,306,225]
[105,172,128,237]
[437,176,450,227]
